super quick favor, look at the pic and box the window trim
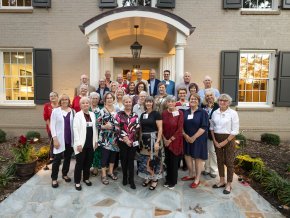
[241,0,278,11]
[0,48,35,106]
[237,50,276,108]
[0,0,33,11]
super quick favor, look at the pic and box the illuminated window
[239,51,274,106]
[243,0,272,9]
[1,51,34,102]
[1,0,32,8]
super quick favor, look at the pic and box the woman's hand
[103,123,112,130]
[53,138,60,149]
[154,142,160,151]
[94,142,98,150]
[183,134,190,143]
[189,136,196,144]
[77,145,83,152]
[123,136,132,146]
[163,139,170,147]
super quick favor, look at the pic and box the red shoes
[181,176,195,181]
[190,181,200,188]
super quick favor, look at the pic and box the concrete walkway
[0,160,284,218]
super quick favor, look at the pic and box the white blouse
[210,108,239,135]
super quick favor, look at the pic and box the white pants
[204,139,218,174]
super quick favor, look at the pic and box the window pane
[2,0,9,6]
[239,91,246,102]
[260,80,267,90]
[5,77,12,89]
[4,52,10,63]
[24,0,31,6]
[6,89,12,100]
[258,0,272,8]
[260,91,267,102]
[11,52,17,64]
[245,91,253,102]
[4,64,11,75]
[9,0,16,6]
[253,91,259,102]
[17,52,25,64]
[26,52,32,64]
[17,0,24,6]
[239,79,246,90]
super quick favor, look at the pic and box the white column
[175,44,185,85]
[89,43,99,88]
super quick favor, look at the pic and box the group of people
[43,69,239,194]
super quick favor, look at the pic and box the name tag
[187,114,194,120]
[87,122,93,127]
[143,114,148,119]
[172,111,179,117]
[185,102,189,107]
[166,81,170,85]
[133,141,139,147]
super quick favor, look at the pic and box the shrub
[36,145,50,160]
[278,183,290,206]
[25,131,41,141]
[261,170,288,195]
[236,154,264,171]
[236,133,247,146]
[0,129,6,143]
[261,133,280,146]
[0,164,15,188]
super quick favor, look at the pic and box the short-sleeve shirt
[140,111,162,132]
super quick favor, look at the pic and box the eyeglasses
[219,99,228,102]
[164,74,170,76]
[50,95,57,97]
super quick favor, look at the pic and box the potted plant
[12,135,38,177]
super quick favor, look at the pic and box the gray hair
[89,92,100,99]
[165,95,176,103]
[79,84,88,91]
[218,93,232,105]
[139,91,147,96]
[202,89,217,105]
[122,94,132,103]
[49,91,58,97]
[80,96,90,105]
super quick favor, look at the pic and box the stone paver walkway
[0,160,284,218]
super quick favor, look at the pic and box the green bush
[278,183,290,206]
[0,164,15,188]
[36,145,50,160]
[261,133,280,146]
[236,133,247,146]
[26,131,41,141]
[236,154,264,171]
[0,129,6,143]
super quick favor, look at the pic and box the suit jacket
[96,87,110,106]
[147,79,161,96]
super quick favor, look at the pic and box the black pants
[51,145,73,180]
[48,132,54,159]
[165,147,180,186]
[101,147,117,168]
[119,141,136,184]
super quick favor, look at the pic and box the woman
[182,93,208,189]
[175,88,189,110]
[162,96,184,189]
[115,95,140,189]
[114,87,125,112]
[43,92,59,164]
[138,96,163,190]
[188,83,199,96]
[201,90,219,178]
[73,97,98,191]
[132,81,147,106]
[89,92,102,176]
[110,81,118,97]
[126,82,136,96]
[97,92,119,185]
[72,84,88,112]
[50,94,74,188]
[132,91,147,118]
[210,94,239,194]
[154,82,168,113]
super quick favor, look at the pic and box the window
[239,51,275,106]
[0,50,34,103]
[0,0,32,8]
[243,0,272,9]
[122,0,151,7]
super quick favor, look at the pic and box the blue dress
[183,108,208,160]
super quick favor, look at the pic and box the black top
[140,111,161,132]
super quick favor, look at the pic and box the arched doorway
[79,6,195,86]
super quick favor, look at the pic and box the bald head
[80,74,89,84]
[117,73,123,84]
[183,72,191,84]
[203,75,213,89]
[149,69,156,80]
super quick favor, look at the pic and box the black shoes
[62,176,71,183]
[83,180,92,186]
[75,184,82,191]
[52,181,59,188]
[130,183,136,189]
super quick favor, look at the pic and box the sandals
[108,173,118,180]
[142,179,151,187]
[52,181,59,188]
[212,183,226,189]
[101,176,109,185]
[149,180,158,190]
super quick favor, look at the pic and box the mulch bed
[235,139,290,217]
[0,137,49,202]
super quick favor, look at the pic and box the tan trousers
[214,133,236,182]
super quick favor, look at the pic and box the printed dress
[90,106,102,169]
[97,108,119,152]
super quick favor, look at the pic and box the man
[175,72,191,99]
[161,70,175,96]
[96,78,110,108]
[134,70,149,93]
[198,75,220,102]
[124,71,132,85]
[116,73,128,90]
[74,74,96,97]
[147,68,160,96]
[105,70,112,88]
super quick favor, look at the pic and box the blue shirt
[162,80,175,96]
[198,88,220,103]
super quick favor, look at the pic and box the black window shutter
[33,49,52,105]
[223,0,242,9]
[99,0,118,8]
[283,0,290,9]
[275,51,290,106]
[220,51,240,106]
[32,0,51,8]
[156,0,175,8]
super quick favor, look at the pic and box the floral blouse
[115,111,140,143]
[97,108,119,152]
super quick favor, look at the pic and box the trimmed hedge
[236,133,247,146]
[26,131,41,141]
[0,129,6,143]
[261,133,280,146]
[236,154,264,171]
